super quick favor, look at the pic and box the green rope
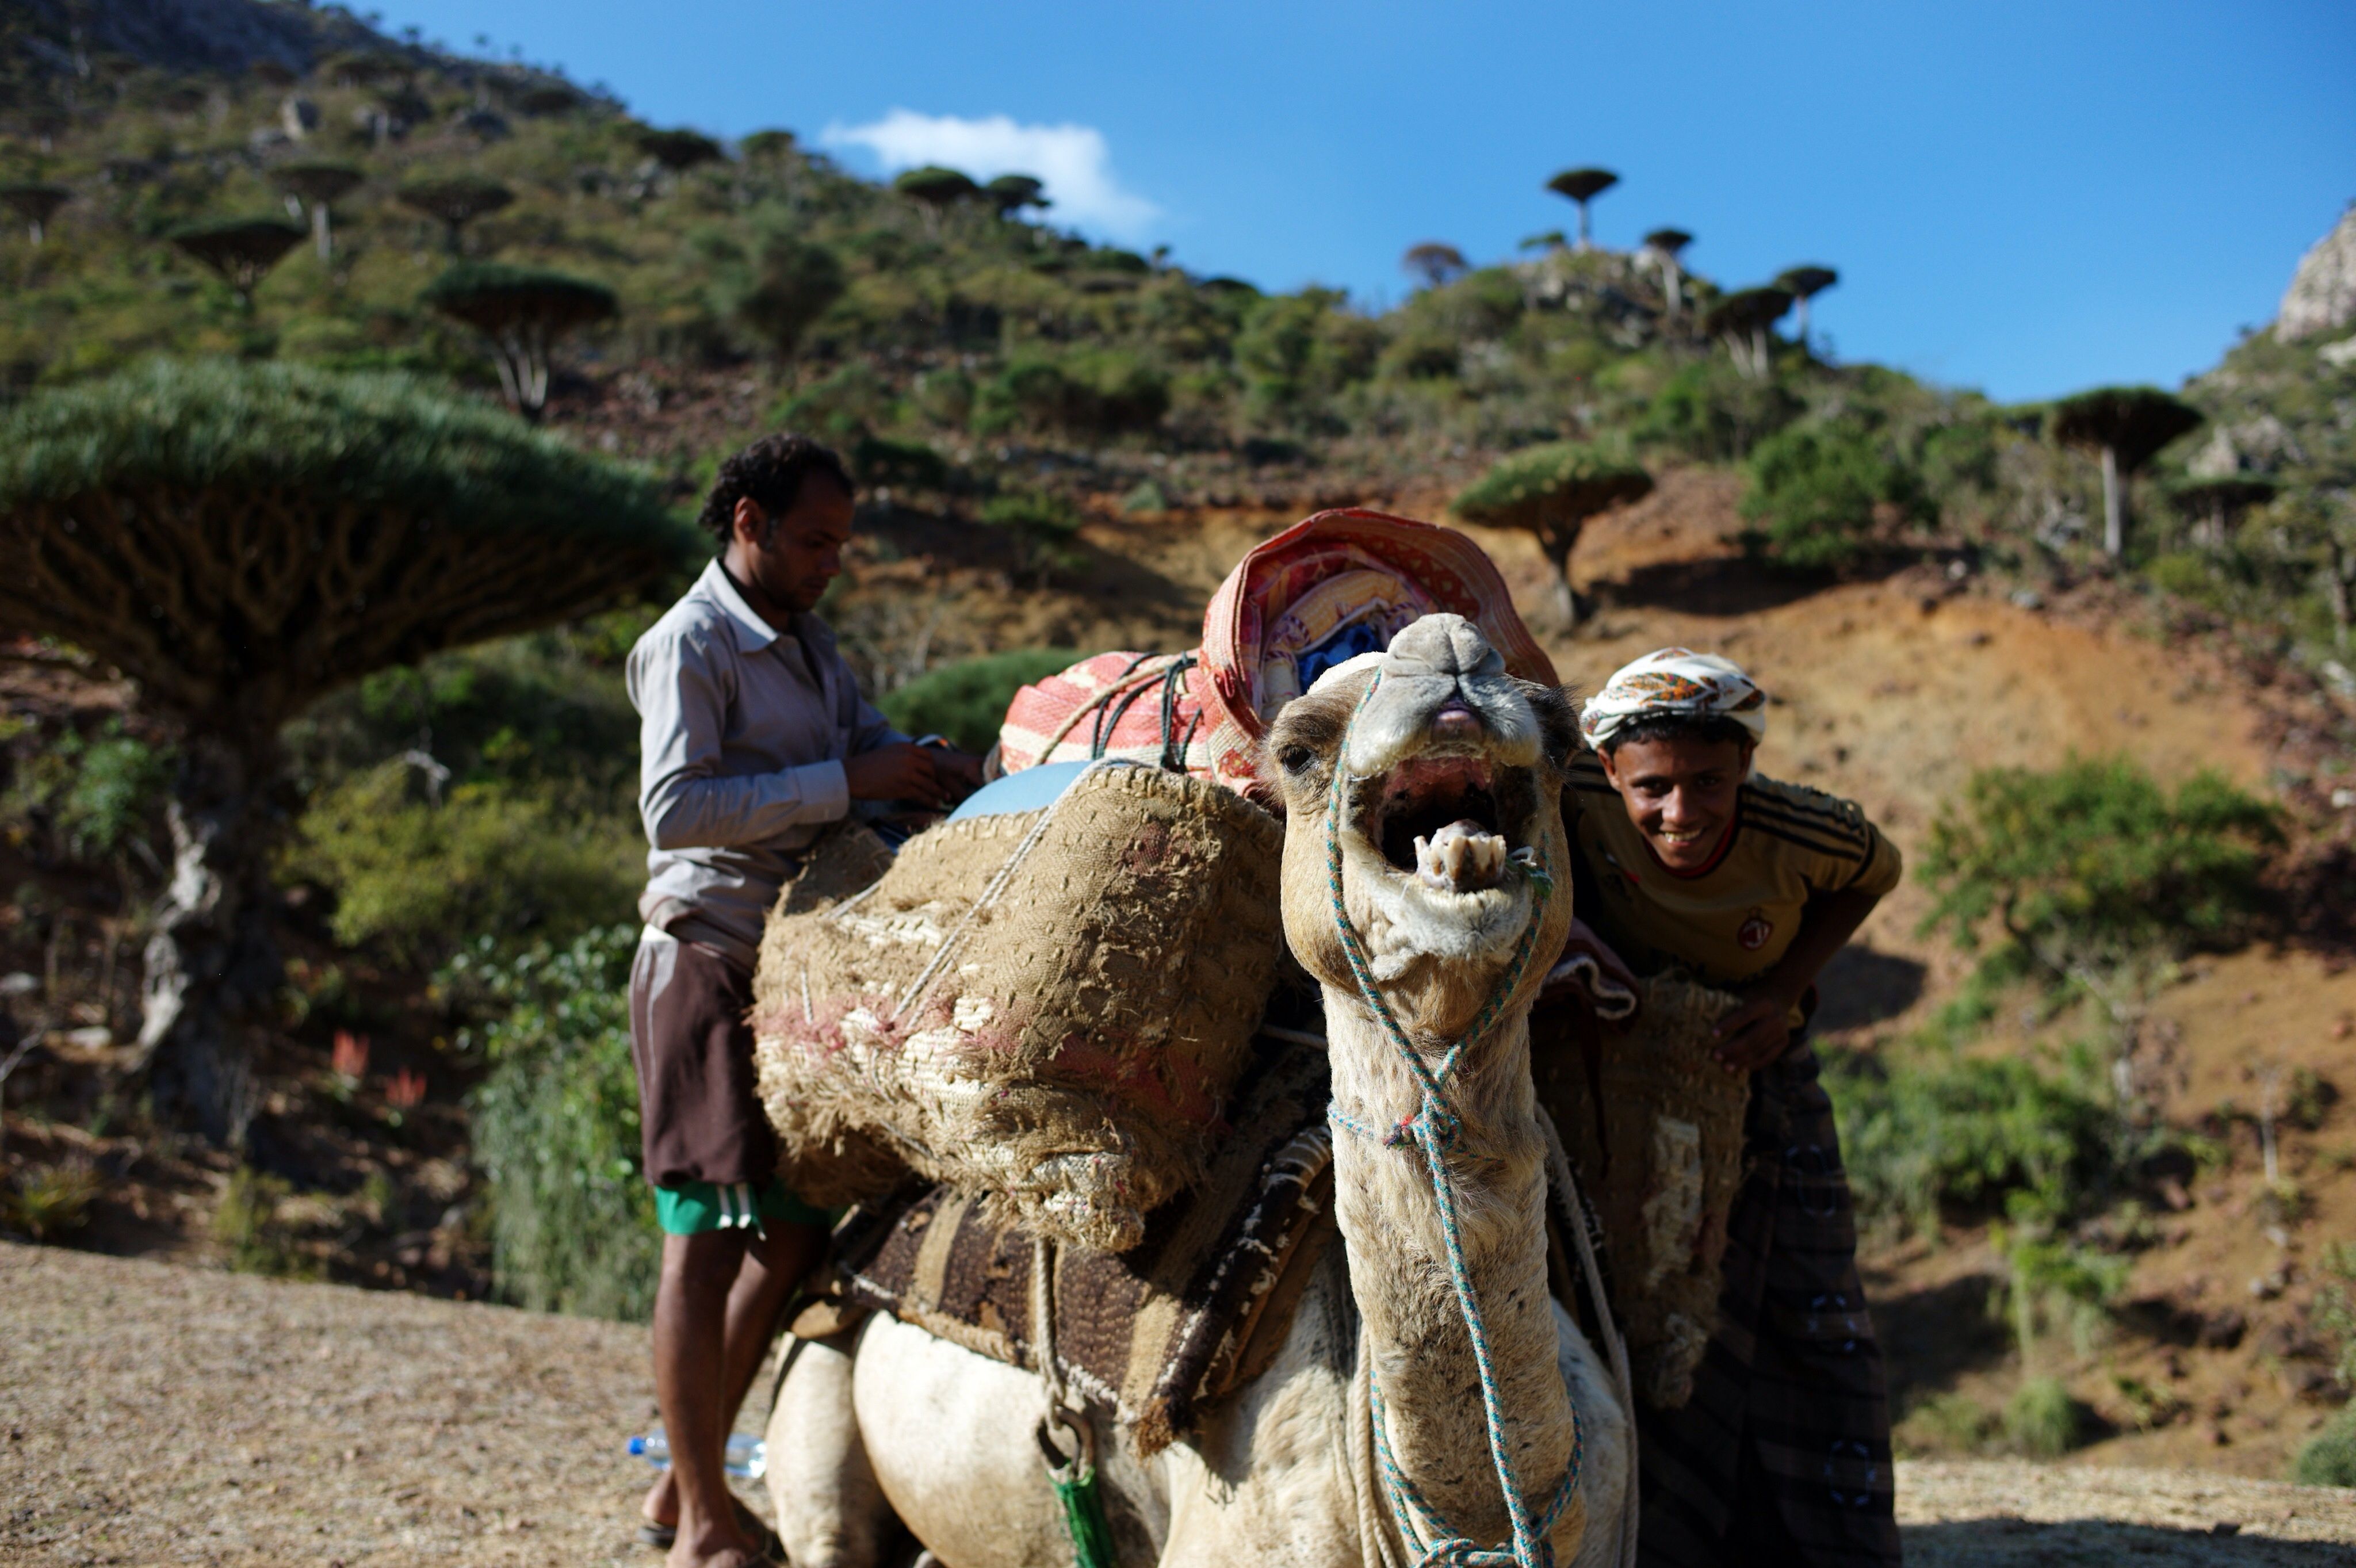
[1050,1462,1119,1568]
[1322,671,1579,1568]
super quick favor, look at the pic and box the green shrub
[1994,1199,2132,1362]
[2,717,171,862]
[1894,1391,2000,1456]
[2003,1375,2087,1458]
[978,489,1085,578]
[1739,421,1928,571]
[289,762,640,963]
[1918,756,2282,983]
[2314,1240,2356,1393]
[878,647,1081,754]
[775,362,894,442]
[1628,358,1801,462]
[1824,1042,2116,1236]
[213,1166,320,1279]
[2144,550,2225,606]
[2,1161,101,1242]
[456,925,659,1321]
[2294,1405,2356,1487]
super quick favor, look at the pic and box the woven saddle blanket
[803,1043,1336,1458]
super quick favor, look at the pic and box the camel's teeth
[1416,819,1510,892]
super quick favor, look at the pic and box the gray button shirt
[626,559,902,967]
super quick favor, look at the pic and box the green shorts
[653,1178,840,1236]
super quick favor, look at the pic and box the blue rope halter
[1321,671,1581,1568]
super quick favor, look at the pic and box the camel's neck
[1324,988,1575,1552]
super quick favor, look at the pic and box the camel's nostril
[1431,705,1481,741]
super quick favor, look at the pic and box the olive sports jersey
[1564,755,1902,1000]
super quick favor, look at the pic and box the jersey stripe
[1742,815,1868,863]
[1745,786,1872,837]
[1742,795,1871,849]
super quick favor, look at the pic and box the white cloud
[821,109,1162,243]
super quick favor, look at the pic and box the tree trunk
[1575,200,1592,253]
[312,201,333,261]
[2328,538,2354,651]
[133,724,285,1146]
[2101,443,2124,558]
[1794,295,1812,352]
[1540,521,1581,629]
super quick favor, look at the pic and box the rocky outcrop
[9,0,385,78]
[2277,205,2356,343]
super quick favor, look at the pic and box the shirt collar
[697,558,785,653]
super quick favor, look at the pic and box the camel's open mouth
[1372,755,1504,872]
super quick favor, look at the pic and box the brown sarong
[629,930,776,1190]
[1635,1043,1901,1568]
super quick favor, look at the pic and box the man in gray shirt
[625,434,978,1567]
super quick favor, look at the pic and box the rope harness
[1321,672,1582,1568]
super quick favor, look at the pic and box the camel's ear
[1525,681,1580,771]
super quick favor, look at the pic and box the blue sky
[378,1,2354,403]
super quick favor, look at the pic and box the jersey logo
[1738,912,1774,950]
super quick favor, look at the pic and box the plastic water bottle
[628,1428,767,1482]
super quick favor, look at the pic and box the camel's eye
[1278,745,1314,774]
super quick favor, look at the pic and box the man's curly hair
[695,433,853,544]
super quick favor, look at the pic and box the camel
[766,613,1632,1567]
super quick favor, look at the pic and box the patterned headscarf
[1578,647,1768,752]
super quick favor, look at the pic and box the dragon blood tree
[1455,442,1653,627]
[1643,227,1693,318]
[1544,166,1618,250]
[1,182,72,244]
[396,175,514,254]
[2049,386,2204,558]
[1775,265,1838,351]
[167,216,305,309]
[1704,285,1794,380]
[270,160,364,259]
[0,360,690,1142]
[422,263,619,419]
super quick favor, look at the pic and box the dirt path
[7,1243,2351,1566]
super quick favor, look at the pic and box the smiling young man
[625,434,980,1568]
[1565,648,1902,1568]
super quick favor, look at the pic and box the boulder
[2277,205,2356,343]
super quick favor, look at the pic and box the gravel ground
[6,1242,2353,1566]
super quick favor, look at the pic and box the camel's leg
[1554,1300,1632,1568]
[768,1330,893,1568]
[852,1312,1076,1568]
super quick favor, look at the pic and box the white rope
[893,758,1144,1020]
[1537,1108,1639,1568]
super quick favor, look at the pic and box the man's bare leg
[646,1222,825,1559]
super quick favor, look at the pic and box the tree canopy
[166,216,304,305]
[896,165,980,208]
[1546,167,1619,203]
[397,175,515,253]
[1402,242,1470,289]
[422,263,620,418]
[635,125,724,173]
[1643,228,1693,256]
[740,129,798,161]
[1455,442,1652,623]
[0,359,687,720]
[984,173,1049,217]
[2049,387,2203,473]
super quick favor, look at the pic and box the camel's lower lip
[1359,752,1519,876]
